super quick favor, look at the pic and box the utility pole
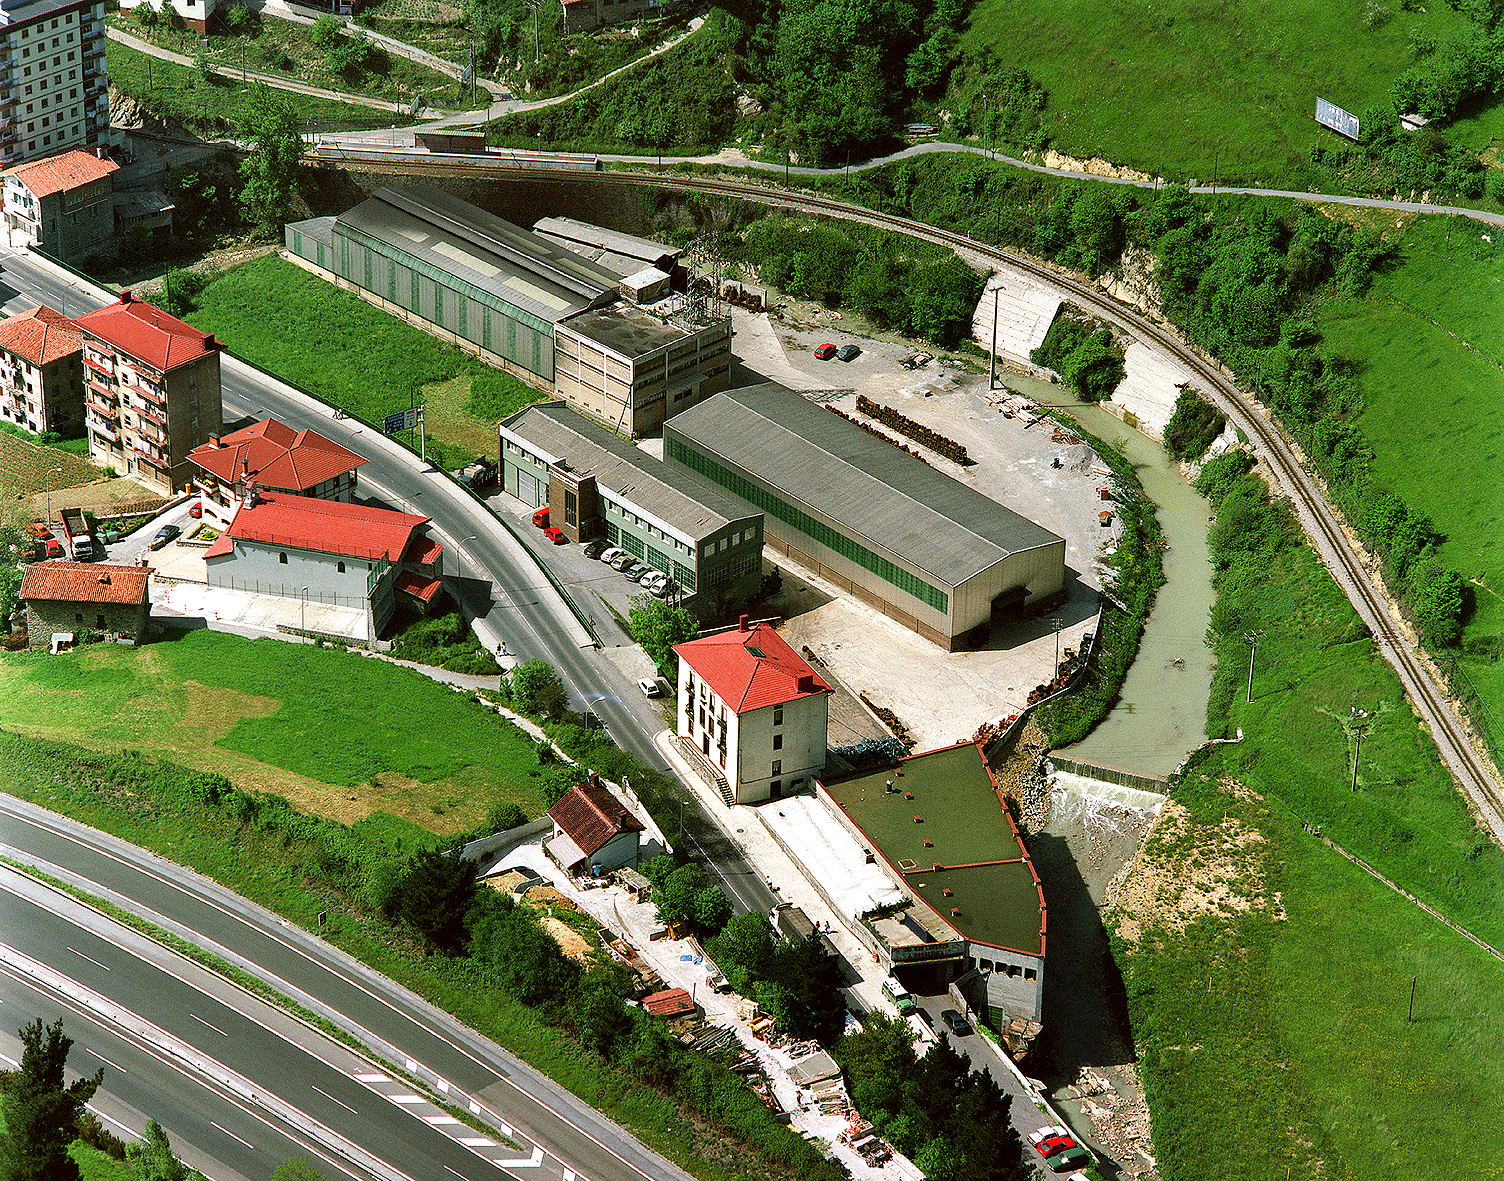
[300,586,308,636]
[44,466,62,526]
[1051,616,1064,673]
[989,284,999,390]
[1243,629,1265,704]
[980,92,988,159]
[1351,713,1370,792]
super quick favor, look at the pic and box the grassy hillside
[956,0,1473,184]
[1315,214,1504,741]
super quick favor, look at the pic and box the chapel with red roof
[673,615,831,805]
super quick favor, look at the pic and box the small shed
[642,987,696,1018]
[546,783,645,876]
[19,562,151,649]
[616,867,653,900]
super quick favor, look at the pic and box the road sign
[382,407,420,434]
[1315,97,1360,141]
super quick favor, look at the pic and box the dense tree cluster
[833,1012,1029,1180]
[707,912,847,1042]
[1163,389,1227,462]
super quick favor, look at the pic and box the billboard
[1315,97,1360,141]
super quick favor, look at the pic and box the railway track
[313,148,1504,839]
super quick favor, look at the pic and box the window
[769,781,781,795]
[337,561,345,573]
[772,734,782,751]
[96,613,105,629]
[74,612,82,623]
[1023,968,1037,980]
[773,707,784,726]
[771,760,781,776]
[278,552,288,564]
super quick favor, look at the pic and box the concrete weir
[1048,760,1168,816]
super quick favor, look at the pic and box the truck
[882,975,917,1015]
[60,508,95,561]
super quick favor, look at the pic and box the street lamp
[460,535,477,610]
[980,92,989,159]
[301,586,309,637]
[44,467,62,528]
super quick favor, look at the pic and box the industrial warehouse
[499,401,765,614]
[282,186,730,436]
[663,384,1067,650]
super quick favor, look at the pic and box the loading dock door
[991,585,1028,630]
[516,471,541,507]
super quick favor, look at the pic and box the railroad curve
[310,151,1504,841]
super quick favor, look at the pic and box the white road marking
[424,1115,462,1125]
[190,1012,229,1037]
[67,946,110,971]
[355,1072,389,1082]
[212,1121,255,1151]
[311,1085,359,1115]
[84,1047,127,1073]
[495,1145,544,1168]
[391,1094,426,1105]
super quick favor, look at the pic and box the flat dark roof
[562,303,689,360]
[821,742,1046,956]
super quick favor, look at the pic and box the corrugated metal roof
[335,186,620,327]
[665,385,1064,587]
[501,402,757,541]
[531,216,679,274]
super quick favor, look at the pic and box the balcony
[132,445,166,470]
[130,379,166,406]
[137,423,167,446]
[133,400,165,427]
[83,354,113,378]
[88,417,118,443]
[86,396,118,421]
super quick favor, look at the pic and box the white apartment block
[0,0,109,168]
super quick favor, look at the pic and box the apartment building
[0,0,109,169]
[1,145,115,259]
[76,290,223,493]
[0,302,81,435]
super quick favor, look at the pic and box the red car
[531,506,550,528]
[542,526,567,544]
[814,342,837,360]
[189,501,203,518]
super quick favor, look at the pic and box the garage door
[516,471,541,507]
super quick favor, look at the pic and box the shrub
[1164,388,1227,461]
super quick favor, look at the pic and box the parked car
[188,501,203,519]
[640,571,669,593]
[633,566,660,585]
[24,522,53,541]
[581,539,607,559]
[650,579,675,599]
[836,344,861,362]
[608,551,637,571]
[637,676,669,698]
[531,506,550,528]
[939,1009,973,1037]
[598,546,626,566]
[1027,1127,1093,1172]
[901,352,934,370]
[618,560,645,580]
[148,524,181,551]
[543,526,567,544]
[814,342,837,360]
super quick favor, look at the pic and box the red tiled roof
[642,988,695,1017]
[19,562,150,606]
[404,536,444,566]
[203,530,233,559]
[547,783,644,857]
[74,291,220,372]
[0,305,82,366]
[394,570,442,604]
[214,492,431,563]
[5,150,118,199]
[674,620,830,714]
[188,418,366,493]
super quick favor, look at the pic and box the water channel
[1004,377,1219,778]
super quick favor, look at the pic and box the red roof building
[0,305,85,437]
[75,291,224,494]
[674,616,831,805]
[204,491,446,637]
[641,988,696,1018]
[18,562,152,649]
[546,782,645,875]
[2,151,118,264]
[188,417,367,520]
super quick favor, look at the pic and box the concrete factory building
[663,384,1067,651]
[818,741,1046,1043]
[284,186,730,437]
[499,401,763,613]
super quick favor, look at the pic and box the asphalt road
[0,247,779,1166]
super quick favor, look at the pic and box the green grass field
[1315,215,1504,739]
[1115,455,1504,1179]
[959,0,1473,185]
[188,255,540,468]
[107,39,405,131]
[110,12,481,110]
[0,629,543,832]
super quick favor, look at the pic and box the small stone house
[546,783,644,876]
[18,561,151,648]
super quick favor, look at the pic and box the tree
[1063,329,1126,403]
[707,911,776,994]
[627,596,698,676]
[386,846,479,954]
[653,863,730,934]
[577,974,634,1060]
[126,1120,204,1181]
[474,902,577,1003]
[509,659,568,718]
[236,84,305,233]
[0,1018,102,1181]
[193,45,214,82]
[1409,554,1466,647]
[223,2,258,36]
